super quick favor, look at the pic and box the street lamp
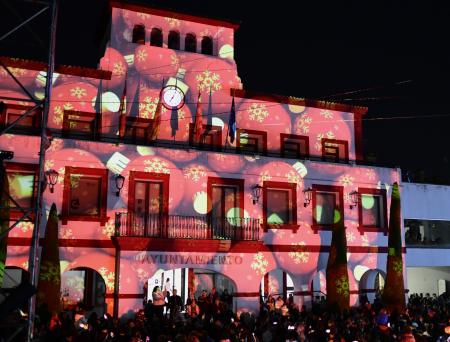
[115,174,125,197]
[303,187,313,207]
[251,184,263,205]
[349,190,359,209]
[45,169,59,193]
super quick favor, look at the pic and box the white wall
[406,266,450,295]
[402,183,450,220]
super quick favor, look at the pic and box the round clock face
[161,85,185,110]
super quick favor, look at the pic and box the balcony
[114,212,260,241]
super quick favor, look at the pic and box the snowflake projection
[137,12,150,19]
[184,166,207,182]
[18,222,33,233]
[326,131,335,139]
[171,54,180,68]
[56,167,65,184]
[335,276,350,297]
[70,174,81,189]
[346,231,356,243]
[247,103,269,123]
[6,67,27,77]
[165,17,181,27]
[48,138,64,152]
[53,102,74,125]
[339,175,354,187]
[289,242,310,264]
[393,260,403,275]
[98,267,115,292]
[139,95,166,119]
[70,86,87,99]
[296,114,312,134]
[259,170,272,183]
[367,255,375,264]
[250,252,269,276]
[344,192,351,204]
[112,62,126,76]
[361,235,369,246]
[136,49,148,62]
[195,70,222,92]
[102,219,116,237]
[320,110,334,119]
[134,267,150,284]
[22,261,29,270]
[365,169,376,180]
[285,170,302,189]
[39,261,60,282]
[143,158,170,174]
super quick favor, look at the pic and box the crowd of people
[2,289,450,341]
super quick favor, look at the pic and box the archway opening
[61,267,106,315]
[260,269,294,303]
[146,267,236,312]
[358,268,385,303]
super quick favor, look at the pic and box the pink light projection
[0,2,402,316]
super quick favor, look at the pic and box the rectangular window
[281,134,309,159]
[358,188,387,234]
[0,104,41,132]
[68,175,101,217]
[63,110,98,139]
[61,167,108,225]
[5,163,38,220]
[124,117,154,144]
[128,171,169,237]
[237,129,267,155]
[263,181,298,232]
[189,124,223,150]
[312,184,344,231]
[321,139,349,163]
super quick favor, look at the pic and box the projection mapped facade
[0,2,403,316]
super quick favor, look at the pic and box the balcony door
[208,177,244,239]
[128,172,169,237]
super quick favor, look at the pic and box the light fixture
[251,184,263,205]
[115,174,125,197]
[45,169,59,193]
[349,190,359,209]
[303,187,313,207]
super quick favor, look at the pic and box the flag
[228,95,236,144]
[207,87,213,127]
[149,92,163,141]
[118,76,127,138]
[170,107,178,138]
[193,92,203,144]
[129,73,140,117]
[94,79,103,137]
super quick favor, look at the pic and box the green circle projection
[362,194,375,209]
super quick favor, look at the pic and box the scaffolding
[0,0,58,340]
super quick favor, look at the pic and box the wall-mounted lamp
[349,190,359,209]
[251,184,263,205]
[303,187,313,207]
[45,169,59,193]
[115,174,125,197]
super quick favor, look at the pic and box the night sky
[1,0,450,183]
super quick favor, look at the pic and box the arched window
[201,36,213,55]
[185,33,196,53]
[150,28,163,47]
[132,24,145,44]
[168,31,180,50]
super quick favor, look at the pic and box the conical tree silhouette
[382,182,406,311]
[36,203,61,314]
[326,209,350,311]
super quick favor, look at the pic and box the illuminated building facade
[0,2,402,317]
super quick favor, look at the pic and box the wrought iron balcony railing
[114,212,260,241]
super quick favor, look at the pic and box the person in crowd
[167,288,183,321]
[197,289,209,318]
[164,277,172,298]
[151,285,165,320]
[186,298,200,319]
